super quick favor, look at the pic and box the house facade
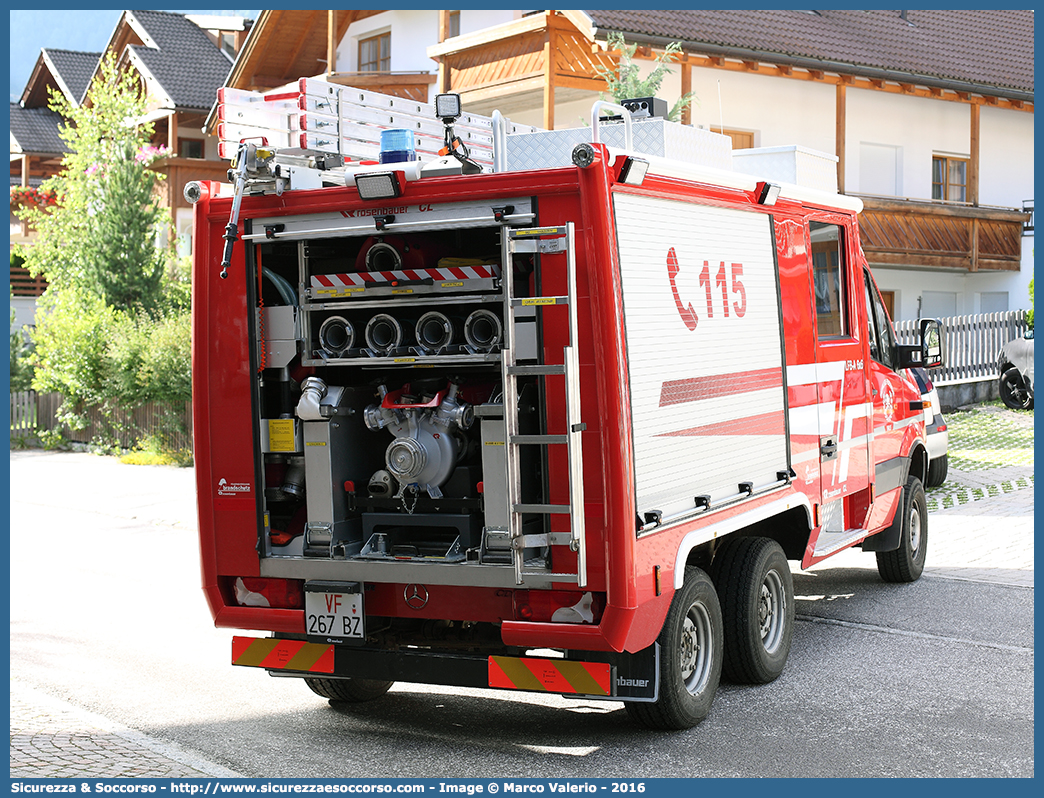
[10,48,101,330]
[10,11,253,330]
[94,10,251,257]
[427,9,1034,322]
[215,9,1032,321]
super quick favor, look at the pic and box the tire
[625,566,723,730]
[876,475,928,583]
[305,677,394,703]
[926,453,948,488]
[710,537,795,684]
[1000,367,1034,410]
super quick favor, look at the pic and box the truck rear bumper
[231,636,625,699]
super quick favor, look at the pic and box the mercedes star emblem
[404,583,429,610]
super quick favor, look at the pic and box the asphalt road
[9,450,1034,778]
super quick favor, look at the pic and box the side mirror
[920,318,943,368]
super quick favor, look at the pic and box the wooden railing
[10,391,193,450]
[10,265,48,297]
[894,310,1029,385]
[858,197,1029,272]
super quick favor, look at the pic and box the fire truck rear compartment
[250,221,556,580]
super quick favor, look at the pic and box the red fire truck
[190,84,942,730]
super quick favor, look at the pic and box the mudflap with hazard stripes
[232,636,335,673]
[231,636,657,702]
[488,656,612,696]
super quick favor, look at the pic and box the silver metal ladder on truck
[500,223,587,587]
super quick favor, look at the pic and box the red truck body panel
[193,144,925,656]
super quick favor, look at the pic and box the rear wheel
[876,475,927,583]
[1000,367,1034,410]
[710,537,795,684]
[625,566,723,730]
[305,677,394,703]
[926,453,948,488]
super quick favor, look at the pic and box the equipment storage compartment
[246,199,563,585]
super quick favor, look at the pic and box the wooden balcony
[427,10,616,125]
[856,196,1029,272]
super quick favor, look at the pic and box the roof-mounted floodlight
[618,156,650,186]
[354,171,401,201]
[435,93,462,123]
[427,93,481,175]
[756,181,781,206]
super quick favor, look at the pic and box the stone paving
[923,400,1033,587]
[8,402,1033,777]
[10,680,241,779]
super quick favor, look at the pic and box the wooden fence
[10,391,193,450]
[894,309,1029,385]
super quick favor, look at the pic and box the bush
[30,286,116,427]
[30,286,191,449]
[138,309,192,403]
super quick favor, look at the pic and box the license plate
[305,582,364,645]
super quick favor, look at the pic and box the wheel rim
[759,569,786,655]
[680,600,714,696]
[909,504,922,555]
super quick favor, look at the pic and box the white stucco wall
[338,10,521,102]
[838,90,1034,319]
[845,89,973,201]
[979,104,1034,208]
[687,67,838,155]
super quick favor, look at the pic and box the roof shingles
[42,49,101,105]
[586,9,1034,97]
[10,103,67,155]
[124,10,233,111]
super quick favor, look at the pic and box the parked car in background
[998,330,1034,410]
[908,367,949,487]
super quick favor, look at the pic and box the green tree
[16,52,168,313]
[594,31,698,122]
[17,53,191,453]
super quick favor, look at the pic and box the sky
[9,9,258,102]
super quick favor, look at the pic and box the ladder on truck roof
[214,78,539,169]
[502,224,587,587]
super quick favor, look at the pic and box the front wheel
[876,475,927,583]
[710,537,795,684]
[1000,367,1034,410]
[625,566,723,730]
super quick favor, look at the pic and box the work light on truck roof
[756,181,782,205]
[353,171,401,201]
[618,156,650,186]
[434,93,462,123]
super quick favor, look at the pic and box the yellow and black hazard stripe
[488,656,612,696]
[232,636,334,674]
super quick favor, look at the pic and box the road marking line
[796,615,1034,653]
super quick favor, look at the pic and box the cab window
[810,221,847,338]
[864,268,897,369]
